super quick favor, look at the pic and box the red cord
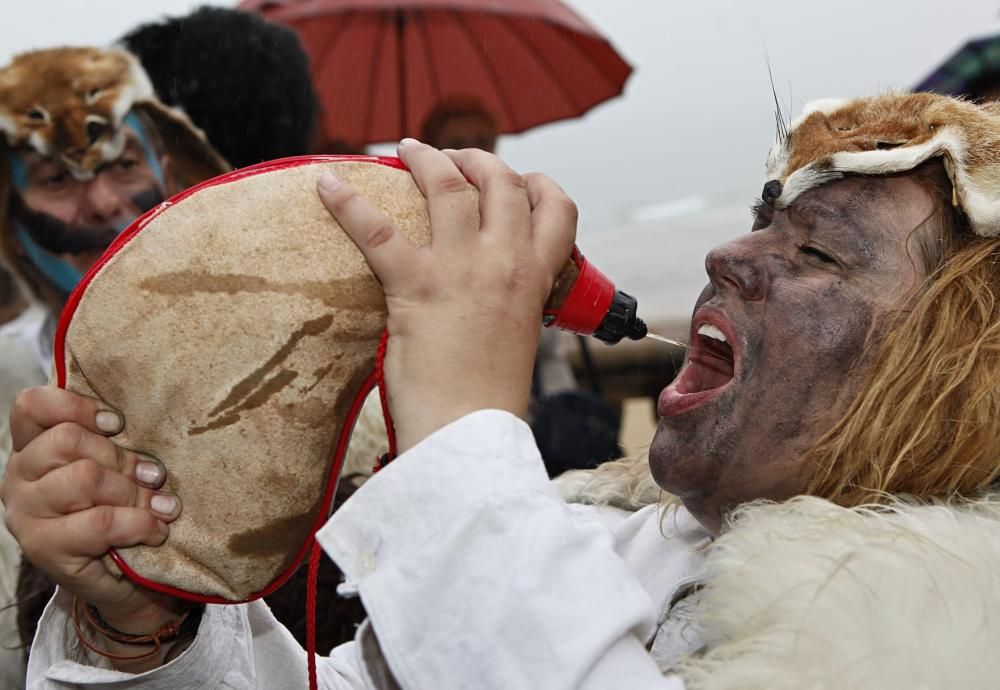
[306,330,396,689]
[306,539,321,690]
[374,329,398,470]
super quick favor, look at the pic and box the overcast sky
[2,1,998,324]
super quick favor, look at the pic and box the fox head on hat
[762,92,1000,236]
[0,46,229,307]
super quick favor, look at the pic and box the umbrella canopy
[239,0,632,146]
[914,33,1000,98]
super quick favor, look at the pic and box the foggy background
[3,0,997,327]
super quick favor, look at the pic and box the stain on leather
[228,511,315,557]
[188,314,333,435]
[139,271,387,312]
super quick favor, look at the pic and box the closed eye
[799,245,836,263]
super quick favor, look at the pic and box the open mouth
[658,313,737,417]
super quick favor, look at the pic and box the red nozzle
[544,248,646,345]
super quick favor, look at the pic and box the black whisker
[764,51,788,144]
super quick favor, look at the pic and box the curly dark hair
[120,6,319,169]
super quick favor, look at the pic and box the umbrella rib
[362,11,391,144]
[496,14,582,114]
[449,9,521,132]
[415,9,443,105]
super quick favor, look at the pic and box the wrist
[96,599,190,636]
[77,596,202,672]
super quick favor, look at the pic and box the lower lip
[657,362,733,417]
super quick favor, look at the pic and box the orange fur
[768,93,1000,236]
[0,47,152,175]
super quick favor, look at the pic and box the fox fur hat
[764,92,1000,236]
[0,46,229,302]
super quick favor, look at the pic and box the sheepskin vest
[673,495,1000,690]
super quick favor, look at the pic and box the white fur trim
[108,48,154,128]
[763,140,785,182]
[774,165,843,208]
[677,496,1000,690]
[27,131,49,157]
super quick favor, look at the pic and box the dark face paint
[130,187,165,215]
[649,175,937,533]
[9,186,162,256]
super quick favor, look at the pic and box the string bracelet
[71,596,200,662]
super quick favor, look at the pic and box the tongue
[677,358,733,394]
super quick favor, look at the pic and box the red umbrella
[238,0,632,146]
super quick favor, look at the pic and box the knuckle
[11,387,37,424]
[430,173,470,197]
[497,169,527,192]
[73,458,105,492]
[90,504,117,534]
[365,220,397,249]
[3,505,20,539]
[51,422,84,456]
[556,196,579,223]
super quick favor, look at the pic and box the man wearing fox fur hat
[0,45,227,688]
[6,92,1000,689]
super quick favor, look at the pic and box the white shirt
[28,410,710,689]
[0,303,56,378]
[1,305,54,690]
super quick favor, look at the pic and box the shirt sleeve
[317,409,687,690]
[27,588,372,689]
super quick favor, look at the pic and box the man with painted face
[0,46,228,688]
[0,47,227,394]
[5,93,1000,689]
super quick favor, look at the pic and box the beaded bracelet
[71,596,201,661]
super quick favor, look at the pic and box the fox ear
[132,100,229,187]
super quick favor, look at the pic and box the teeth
[697,324,727,343]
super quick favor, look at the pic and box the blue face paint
[123,111,165,186]
[14,222,84,294]
[7,152,28,191]
[6,110,164,294]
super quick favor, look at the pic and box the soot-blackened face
[649,174,936,533]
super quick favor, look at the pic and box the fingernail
[398,137,421,149]
[135,460,164,486]
[95,410,122,434]
[151,494,178,516]
[157,520,169,536]
[317,172,340,192]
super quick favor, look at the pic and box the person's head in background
[121,6,319,169]
[0,46,228,311]
[421,97,499,153]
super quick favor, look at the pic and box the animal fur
[765,92,1000,237]
[676,495,1000,690]
[0,47,153,178]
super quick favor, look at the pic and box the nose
[705,241,768,301]
[79,173,124,226]
[86,119,108,146]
